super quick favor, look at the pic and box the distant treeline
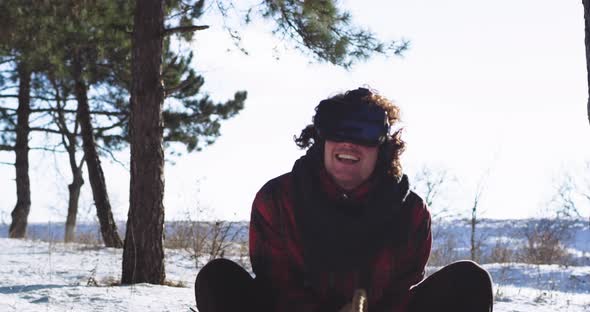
[0,220,250,242]
[3,218,589,267]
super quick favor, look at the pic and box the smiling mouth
[336,153,360,164]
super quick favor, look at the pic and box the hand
[339,289,368,312]
[351,289,367,312]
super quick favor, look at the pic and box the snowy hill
[0,218,589,311]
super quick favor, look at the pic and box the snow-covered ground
[0,238,197,311]
[1,220,589,311]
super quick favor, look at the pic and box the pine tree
[0,0,55,238]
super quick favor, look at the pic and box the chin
[335,178,361,189]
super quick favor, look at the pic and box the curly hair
[294,88,406,179]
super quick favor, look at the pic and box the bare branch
[95,118,128,132]
[97,144,128,170]
[0,144,14,151]
[0,109,16,127]
[551,173,582,219]
[0,94,73,102]
[29,107,126,116]
[32,95,77,102]
[0,85,18,92]
[0,111,17,118]
[3,104,124,117]
[29,127,63,135]
[29,112,54,126]
[30,146,66,153]
[412,166,457,219]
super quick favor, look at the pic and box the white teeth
[336,154,360,161]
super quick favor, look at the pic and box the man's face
[324,140,379,191]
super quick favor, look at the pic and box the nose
[337,140,355,147]
[338,141,361,149]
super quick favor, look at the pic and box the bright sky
[1,0,590,223]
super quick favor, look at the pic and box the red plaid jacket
[249,169,431,312]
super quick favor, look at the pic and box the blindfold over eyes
[314,97,389,147]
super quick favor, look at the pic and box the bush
[428,227,461,267]
[164,221,207,253]
[520,219,572,265]
[486,239,517,264]
[164,220,248,268]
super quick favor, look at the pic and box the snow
[0,239,196,311]
[1,220,590,311]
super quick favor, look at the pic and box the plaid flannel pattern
[249,171,432,312]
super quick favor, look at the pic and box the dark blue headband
[314,90,389,146]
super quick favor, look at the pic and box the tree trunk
[470,195,479,262]
[54,76,86,243]
[122,0,166,285]
[9,64,32,238]
[64,164,84,243]
[73,52,123,248]
[470,211,477,262]
[584,0,590,126]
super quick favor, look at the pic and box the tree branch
[0,109,16,127]
[0,103,127,117]
[0,85,18,92]
[29,127,63,135]
[164,79,192,97]
[30,146,66,153]
[97,144,129,170]
[0,58,16,65]
[0,111,17,118]
[164,25,209,36]
[89,95,129,108]
[0,93,76,102]
[0,144,14,151]
[109,23,133,35]
[95,118,127,132]
[29,107,127,116]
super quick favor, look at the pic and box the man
[195,87,494,312]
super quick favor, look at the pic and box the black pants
[195,259,493,312]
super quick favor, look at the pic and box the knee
[451,260,493,290]
[196,258,247,287]
[197,258,236,276]
[195,259,254,311]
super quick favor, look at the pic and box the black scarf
[292,144,411,287]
